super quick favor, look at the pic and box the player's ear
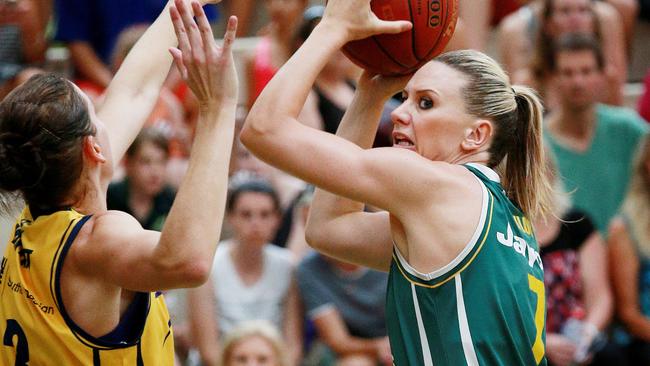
[461,119,492,151]
[82,135,107,165]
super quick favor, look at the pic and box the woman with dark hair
[0,0,238,364]
[187,177,302,366]
[241,0,553,363]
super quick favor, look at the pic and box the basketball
[342,0,459,76]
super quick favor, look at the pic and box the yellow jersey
[0,207,175,365]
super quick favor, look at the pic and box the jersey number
[3,319,29,366]
[528,275,545,364]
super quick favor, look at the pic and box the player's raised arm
[85,3,239,291]
[98,0,219,167]
[241,0,413,211]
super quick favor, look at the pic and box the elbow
[181,260,212,287]
[305,223,326,251]
[160,259,212,288]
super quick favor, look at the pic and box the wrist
[313,20,349,49]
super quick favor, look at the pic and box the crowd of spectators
[2,0,650,365]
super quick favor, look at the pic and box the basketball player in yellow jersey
[0,0,238,364]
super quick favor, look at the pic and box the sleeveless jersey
[386,164,547,365]
[0,207,175,365]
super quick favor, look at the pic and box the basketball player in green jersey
[240,0,552,364]
[0,1,237,364]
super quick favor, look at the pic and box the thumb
[375,19,412,35]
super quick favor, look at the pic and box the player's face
[229,192,279,246]
[554,50,602,110]
[391,61,475,162]
[126,141,168,197]
[548,0,594,35]
[227,336,279,366]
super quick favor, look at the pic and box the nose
[391,103,411,126]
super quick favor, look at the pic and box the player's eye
[419,97,433,109]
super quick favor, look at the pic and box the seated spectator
[498,0,626,108]
[609,135,650,364]
[107,127,175,231]
[221,320,289,366]
[535,155,613,366]
[297,249,390,365]
[0,0,48,99]
[188,178,301,366]
[54,0,217,94]
[544,33,647,235]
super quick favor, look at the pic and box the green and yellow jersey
[0,207,174,365]
[386,164,547,365]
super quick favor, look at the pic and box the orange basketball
[343,0,459,76]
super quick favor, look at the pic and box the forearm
[326,335,378,357]
[187,284,220,366]
[621,311,650,342]
[69,43,113,87]
[156,103,236,284]
[584,292,613,330]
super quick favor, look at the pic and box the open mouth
[392,132,415,148]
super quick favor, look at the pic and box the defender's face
[391,61,475,162]
[555,50,602,110]
[228,192,279,246]
[227,336,279,366]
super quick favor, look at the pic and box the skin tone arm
[312,308,391,365]
[98,0,219,168]
[608,218,650,341]
[188,281,221,366]
[305,72,408,271]
[284,280,304,366]
[579,232,613,331]
[241,0,420,215]
[78,1,239,291]
[595,1,626,106]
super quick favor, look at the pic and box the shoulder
[608,216,628,239]
[297,251,323,272]
[70,211,143,270]
[264,244,294,267]
[598,104,648,133]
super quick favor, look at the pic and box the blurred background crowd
[2,0,650,365]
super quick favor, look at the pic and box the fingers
[169,47,188,79]
[192,1,216,59]
[376,19,413,35]
[220,16,238,58]
[176,0,206,63]
[170,3,191,57]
